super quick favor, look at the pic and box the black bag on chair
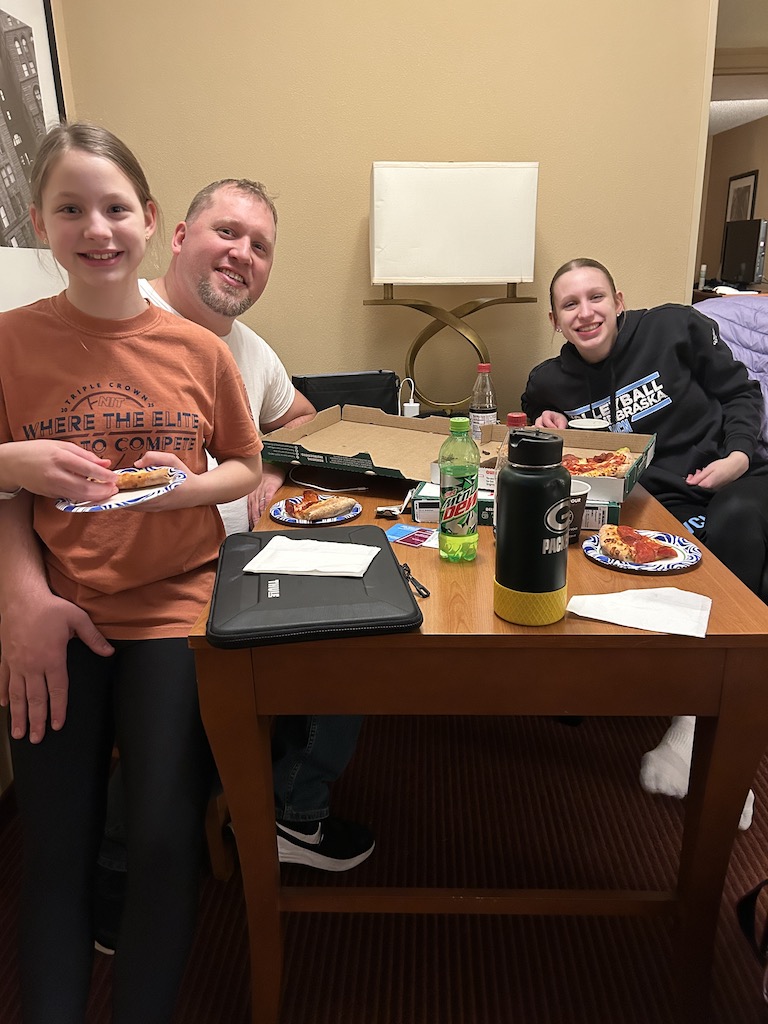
[292,370,400,415]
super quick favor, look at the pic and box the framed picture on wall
[0,0,66,250]
[725,169,758,225]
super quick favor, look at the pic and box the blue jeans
[272,714,363,823]
[99,712,363,869]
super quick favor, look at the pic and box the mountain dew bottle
[439,416,480,562]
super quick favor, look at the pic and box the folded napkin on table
[243,535,381,578]
[566,587,712,638]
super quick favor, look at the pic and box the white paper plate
[269,495,362,526]
[55,468,187,512]
[582,530,702,574]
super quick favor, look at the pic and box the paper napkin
[566,587,712,638]
[243,535,381,578]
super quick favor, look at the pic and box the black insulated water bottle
[493,429,570,625]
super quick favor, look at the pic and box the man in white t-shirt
[139,179,315,532]
[95,181,372,952]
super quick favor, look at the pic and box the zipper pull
[401,562,430,598]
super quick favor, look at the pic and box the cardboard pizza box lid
[262,405,457,483]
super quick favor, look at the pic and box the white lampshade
[370,161,538,286]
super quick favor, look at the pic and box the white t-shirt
[139,278,294,533]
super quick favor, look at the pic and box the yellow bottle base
[493,579,567,626]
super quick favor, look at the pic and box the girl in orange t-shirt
[0,123,262,1023]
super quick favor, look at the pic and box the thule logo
[267,579,280,599]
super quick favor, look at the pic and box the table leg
[195,647,283,1024]
[674,649,768,1023]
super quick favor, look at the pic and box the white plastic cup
[568,480,591,544]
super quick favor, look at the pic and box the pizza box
[411,481,494,527]
[412,480,616,530]
[262,405,459,482]
[582,500,621,530]
[478,424,656,503]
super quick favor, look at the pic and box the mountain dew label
[439,466,479,536]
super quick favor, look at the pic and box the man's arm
[250,390,317,521]
[0,494,114,742]
[261,389,317,433]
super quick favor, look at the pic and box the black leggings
[11,637,214,1024]
[670,474,768,602]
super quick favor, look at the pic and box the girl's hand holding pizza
[127,451,263,512]
[121,452,199,511]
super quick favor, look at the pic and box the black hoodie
[522,303,768,510]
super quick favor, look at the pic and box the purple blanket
[694,295,768,457]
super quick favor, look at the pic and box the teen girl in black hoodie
[522,258,768,829]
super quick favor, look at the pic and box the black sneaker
[93,863,127,955]
[276,818,375,871]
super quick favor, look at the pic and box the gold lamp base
[364,284,536,413]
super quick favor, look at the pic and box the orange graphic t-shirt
[0,293,262,638]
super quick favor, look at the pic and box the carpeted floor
[1,714,766,1023]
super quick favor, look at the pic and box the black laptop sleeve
[206,524,423,649]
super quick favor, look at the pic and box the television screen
[721,219,767,287]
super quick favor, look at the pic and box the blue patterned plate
[55,468,187,513]
[270,495,362,526]
[582,530,702,574]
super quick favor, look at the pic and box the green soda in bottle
[438,416,480,562]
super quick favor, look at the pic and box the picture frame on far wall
[725,169,758,224]
[0,0,66,250]
[0,0,68,311]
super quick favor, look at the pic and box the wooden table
[190,482,768,1024]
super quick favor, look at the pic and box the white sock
[640,716,695,798]
[640,715,755,830]
[739,788,755,831]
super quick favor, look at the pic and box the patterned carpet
[1,714,766,1023]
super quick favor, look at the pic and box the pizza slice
[562,448,633,478]
[115,467,175,491]
[598,524,677,564]
[287,489,321,516]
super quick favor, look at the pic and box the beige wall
[699,116,768,275]
[48,0,716,420]
[717,0,768,48]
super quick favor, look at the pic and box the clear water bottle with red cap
[469,362,497,440]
